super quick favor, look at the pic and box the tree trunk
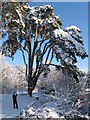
[28,77,38,97]
[28,80,33,97]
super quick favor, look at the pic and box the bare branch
[18,42,29,53]
[36,27,42,42]
[28,23,32,79]
[35,42,51,78]
[34,25,38,42]
[48,48,54,65]
[37,38,48,43]
[45,48,51,64]
[44,34,53,64]
[45,63,62,68]
[19,47,27,66]
[35,41,50,75]
[30,26,38,78]
[19,46,28,79]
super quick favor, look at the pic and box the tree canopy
[1,2,88,96]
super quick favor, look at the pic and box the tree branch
[34,25,38,42]
[33,41,50,78]
[28,23,32,79]
[45,48,51,64]
[37,38,48,43]
[18,42,29,53]
[48,48,54,65]
[30,26,38,77]
[45,63,62,68]
[32,27,46,78]
[36,47,54,78]
[35,42,50,78]
[19,47,28,79]
[44,34,53,64]
[36,26,42,41]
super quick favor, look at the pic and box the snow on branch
[52,27,87,59]
[64,25,81,33]
[64,25,83,44]
[27,5,62,28]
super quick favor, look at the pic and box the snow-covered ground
[0,91,36,119]
[0,54,89,119]
[0,90,66,119]
[0,86,90,119]
[1,91,89,119]
[1,90,60,119]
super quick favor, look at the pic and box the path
[0,91,37,119]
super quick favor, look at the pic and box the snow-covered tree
[1,2,87,96]
[0,52,27,93]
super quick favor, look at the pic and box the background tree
[1,2,88,96]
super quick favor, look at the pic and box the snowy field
[1,90,59,119]
[0,89,90,119]
[0,91,37,119]
[0,90,69,119]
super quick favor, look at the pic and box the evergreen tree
[1,2,88,96]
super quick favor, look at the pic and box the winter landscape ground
[0,54,90,119]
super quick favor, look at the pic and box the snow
[27,4,61,27]
[16,9,25,28]
[0,65,89,119]
[39,5,53,12]
[0,90,62,119]
[23,91,63,119]
[0,50,89,119]
[24,4,30,9]
[1,91,36,118]
[52,28,86,56]
[64,25,81,33]
[74,41,85,55]
[53,28,73,40]
[26,4,61,26]
[85,88,90,92]
[0,54,27,93]
[12,19,20,24]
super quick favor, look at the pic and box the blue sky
[1,2,88,72]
